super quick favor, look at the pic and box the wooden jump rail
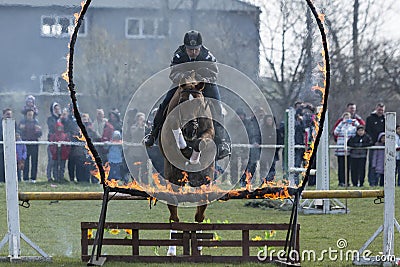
[81,222,300,263]
[18,189,384,202]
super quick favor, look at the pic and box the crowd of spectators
[0,96,146,184]
[0,97,399,188]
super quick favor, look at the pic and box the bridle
[177,88,204,141]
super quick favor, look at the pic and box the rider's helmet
[183,30,202,49]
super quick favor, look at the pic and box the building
[0,0,260,117]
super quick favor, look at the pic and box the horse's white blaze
[189,93,194,101]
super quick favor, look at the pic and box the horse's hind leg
[195,205,207,223]
[167,204,179,256]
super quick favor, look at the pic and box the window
[40,75,68,94]
[125,17,169,38]
[41,15,87,38]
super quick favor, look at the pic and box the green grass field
[0,179,399,267]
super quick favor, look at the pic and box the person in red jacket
[49,122,71,182]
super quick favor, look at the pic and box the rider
[143,30,231,160]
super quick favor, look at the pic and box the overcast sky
[245,0,400,41]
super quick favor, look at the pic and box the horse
[158,72,215,256]
[159,71,215,227]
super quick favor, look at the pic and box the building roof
[0,0,260,12]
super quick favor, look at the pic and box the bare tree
[322,0,400,121]
[75,27,149,113]
[254,0,324,119]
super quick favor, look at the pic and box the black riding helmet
[184,30,202,49]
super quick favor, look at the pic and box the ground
[0,176,399,266]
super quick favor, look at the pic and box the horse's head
[178,71,206,141]
[178,71,205,104]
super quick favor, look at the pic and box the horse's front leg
[194,204,208,255]
[189,126,215,164]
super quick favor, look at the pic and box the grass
[0,177,399,267]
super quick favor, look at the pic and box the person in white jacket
[334,112,359,187]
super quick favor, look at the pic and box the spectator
[61,106,78,182]
[239,106,264,187]
[107,130,123,181]
[301,103,316,185]
[49,122,71,182]
[46,102,62,181]
[19,109,42,183]
[108,108,122,132]
[93,108,114,162]
[68,125,90,183]
[144,108,164,180]
[293,108,306,185]
[81,113,98,183]
[332,103,365,141]
[16,131,27,182]
[21,95,38,118]
[0,108,13,183]
[333,112,359,187]
[396,125,400,186]
[61,106,77,138]
[81,113,97,140]
[365,103,385,187]
[372,132,385,187]
[129,112,147,182]
[230,108,250,185]
[347,125,373,187]
[259,115,279,183]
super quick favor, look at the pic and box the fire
[318,13,325,23]
[74,13,79,23]
[299,10,329,184]
[245,171,252,191]
[152,173,163,190]
[75,122,294,201]
[90,162,110,182]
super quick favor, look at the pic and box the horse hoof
[195,214,205,223]
[180,146,193,159]
[190,150,201,164]
[167,246,176,256]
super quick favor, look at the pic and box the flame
[178,171,189,184]
[318,13,325,23]
[74,13,79,24]
[90,162,110,182]
[62,70,69,84]
[152,173,164,190]
[245,171,252,191]
[298,11,329,183]
[76,123,293,200]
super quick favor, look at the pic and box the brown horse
[159,71,215,224]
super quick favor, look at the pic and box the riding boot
[143,105,165,147]
[214,121,231,160]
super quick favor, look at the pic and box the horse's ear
[196,81,205,91]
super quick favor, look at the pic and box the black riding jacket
[169,45,218,86]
